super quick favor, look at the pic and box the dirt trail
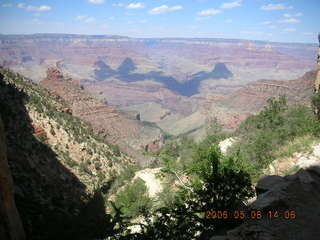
[134,168,163,198]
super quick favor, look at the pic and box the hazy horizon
[0,32,318,45]
[0,0,319,44]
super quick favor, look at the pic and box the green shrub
[113,178,153,218]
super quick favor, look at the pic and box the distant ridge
[0,33,317,45]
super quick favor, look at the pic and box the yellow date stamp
[205,210,296,220]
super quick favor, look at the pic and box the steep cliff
[0,67,134,239]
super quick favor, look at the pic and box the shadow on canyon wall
[94,58,233,97]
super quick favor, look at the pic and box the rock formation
[41,67,163,163]
[0,116,26,240]
[211,166,320,240]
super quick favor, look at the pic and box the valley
[0,34,317,140]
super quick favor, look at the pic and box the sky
[0,0,319,43]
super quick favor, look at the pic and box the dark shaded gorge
[94,58,233,97]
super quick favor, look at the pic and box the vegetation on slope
[228,96,320,179]
[110,145,254,240]
[0,67,137,239]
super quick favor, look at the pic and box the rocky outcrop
[0,116,25,240]
[46,67,63,82]
[41,67,162,162]
[211,166,320,240]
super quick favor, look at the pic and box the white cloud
[148,5,183,14]
[198,8,222,16]
[17,3,26,8]
[280,18,300,23]
[32,18,44,24]
[303,32,313,35]
[88,0,105,4]
[283,12,303,18]
[195,16,211,21]
[225,19,233,23]
[127,2,145,9]
[261,4,293,11]
[76,15,87,21]
[18,3,52,12]
[85,17,96,23]
[112,3,124,7]
[283,28,296,32]
[261,21,272,25]
[1,3,12,7]
[76,16,96,23]
[220,0,242,9]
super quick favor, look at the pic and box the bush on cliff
[130,145,254,240]
[230,96,319,172]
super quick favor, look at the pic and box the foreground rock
[211,166,320,240]
[0,116,25,240]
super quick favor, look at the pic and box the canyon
[1,33,320,239]
[0,33,318,140]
